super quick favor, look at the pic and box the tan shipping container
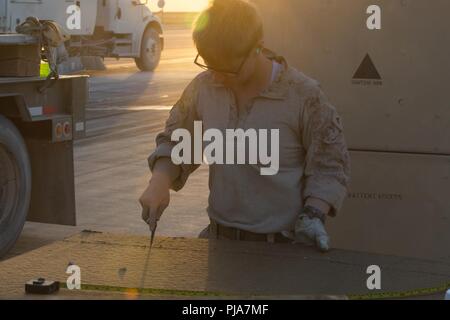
[252,0,450,260]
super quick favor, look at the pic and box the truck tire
[135,28,162,72]
[0,115,31,258]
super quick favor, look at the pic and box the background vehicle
[0,0,164,71]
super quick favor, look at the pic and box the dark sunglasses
[194,45,261,76]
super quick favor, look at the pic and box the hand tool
[138,206,157,295]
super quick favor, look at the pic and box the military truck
[0,33,88,257]
[252,0,450,260]
[0,0,164,71]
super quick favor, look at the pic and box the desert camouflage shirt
[148,49,351,234]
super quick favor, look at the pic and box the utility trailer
[252,0,450,260]
[0,34,87,257]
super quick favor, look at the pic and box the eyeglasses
[194,44,260,76]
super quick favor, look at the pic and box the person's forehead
[209,41,255,60]
[204,55,245,71]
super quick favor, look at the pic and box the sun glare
[149,0,209,12]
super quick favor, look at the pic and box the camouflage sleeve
[300,86,351,216]
[147,77,201,191]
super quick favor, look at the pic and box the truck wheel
[0,115,31,258]
[135,28,162,72]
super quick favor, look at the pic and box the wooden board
[0,231,448,299]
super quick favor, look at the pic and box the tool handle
[142,206,158,232]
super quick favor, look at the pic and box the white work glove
[294,214,330,252]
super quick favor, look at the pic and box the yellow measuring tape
[60,282,232,298]
[349,282,450,300]
[60,282,450,299]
